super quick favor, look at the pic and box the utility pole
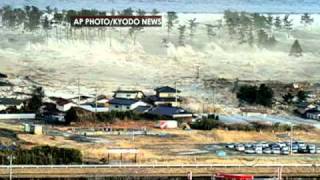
[77,77,80,106]
[175,81,178,106]
[8,154,15,180]
[290,124,293,155]
[95,87,98,114]
[196,65,200,79]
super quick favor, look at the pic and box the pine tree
[188,18,199,43]
[274,16,282,29]
[178,25,186,46]
[166,11,178,39]
[283,15,293,38]
[289,40,303,57]
[301,13,314,27]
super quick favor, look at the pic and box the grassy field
[1,120,320,164]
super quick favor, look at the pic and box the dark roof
[133,105,152,114]
[109,98,139,106]
[305,108,320,115]
[52,97,72,106]
[155,86,181,93]
[68,95,92,101]
[147,95,182,104]
[147,106,192,118]
[0,73,7,78]
[0,98,23,105]
[113,90,144,94]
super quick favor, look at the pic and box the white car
[236,145,245,151]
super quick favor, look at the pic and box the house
[305,109,320,121]
[146,106,193,121]
[96,95,110,105]
[68,95,94,105]
[113,90,145,99]
[149,86,182,107]
[0,98,24,111]
[109,98,148,111]
[79,103,109,112]
[295,102,316,115]
[55,98,77,112]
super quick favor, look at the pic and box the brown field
[1,120,320,164]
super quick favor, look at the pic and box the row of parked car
[225,141,320,155]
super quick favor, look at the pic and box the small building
[79,103,109,112]
[109,98,148,111]
[149,86,182,107]
[55,98,77,112]
[68,95,94,105]
[0,98,24,111]
[113,90,145,100]
[146,106,193,121]
[305,109,320,121]
[23,124,43,135]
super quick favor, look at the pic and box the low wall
[0,113,36,120]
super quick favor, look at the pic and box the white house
[109,98,148,111]
[56,99,77,112]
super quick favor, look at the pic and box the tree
[151,8,159,15]
[24,87,44,113]
[252,13,267,29]
[121,8,134,16]
[205,24,216,39]
[166,11,178,39]
[274,16,282,29]
[177,25,186,46]
[297,90,307,102]
[237,85,258,104]
[301,13,314,27]
[136,9,146,16]
[289,40,303,57]
[247,26,254,47]
[188,18,199,42]
[283,15,293,38]
[266,14,273,29]
[256,84,274,107]
[283,92,294,104]
[237,84,273,107]
[224,10,238,38]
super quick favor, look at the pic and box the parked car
[263,148,272,154]
[226,143,235,149]
[281,150,289,155]
[236,144,245,151]
[272,148,281,154]
[245,148,255,154]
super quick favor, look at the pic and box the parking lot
[225,141,320,155]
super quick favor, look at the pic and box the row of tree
[0,146,82,165]
[237,84,274,107]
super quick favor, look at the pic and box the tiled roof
[155,86,181,93]
[109,98,139,106]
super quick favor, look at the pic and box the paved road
[0,164,319,178]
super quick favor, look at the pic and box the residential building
[149,86,182,107]
[305,109,320,121]
[109,98,148,111]
[79,103,109,112]
[55,98,77,112]
[146,106,193,121]
[0,98,24,111]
